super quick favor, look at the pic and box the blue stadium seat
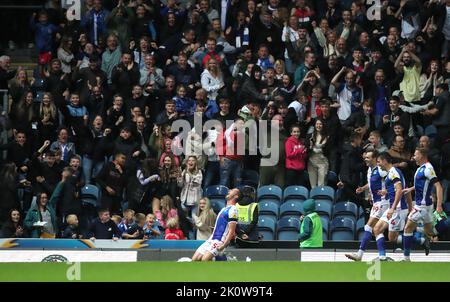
[283,186,308,202]
[258,201,279,218]
[333,201,358,219]
[242,169,260,189]
[315,200,333,218]
[279,201,304,218]
[81,185,100,207]
[257,185,283,203]
[320,215,329,240]
[210,199,226,214]
[358,206,365,218]
[276,217,300,240]
[425,125,437,138]
[205,185,229,198]
[258,216,276,241]
[330,217,355,241]
[310,186,335,201]
[356,217,365,241]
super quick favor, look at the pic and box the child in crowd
[118,209,135,234]
[30,10,59,75]
[122,213,146,239]
[111,215,122,226]
[61,214,82,239]
[143,213,162,239]
[164,217,186,240]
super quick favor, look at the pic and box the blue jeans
[82,156,105,184]
[203,161,220,190]
[219,158,242,188]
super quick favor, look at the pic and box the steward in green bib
[299,199,323,248]
[236,187,259,243]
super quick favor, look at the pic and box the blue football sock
[360,225,372,251]
[403,233,413,257]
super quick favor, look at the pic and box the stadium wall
[2,239,450,262]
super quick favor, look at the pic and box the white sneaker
[345,253,362,261]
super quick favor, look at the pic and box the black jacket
[342,109,376,140]
[339,142,365,185]
[88,218,122,239]
[111,63,140,98]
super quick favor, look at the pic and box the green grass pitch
[1,262,450,282]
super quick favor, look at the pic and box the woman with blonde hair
[273,59,286,80]
[38,92,59,144]
[201,57,224,101]
[178,156,203,216]
[9,68,31,111]
[191,197,217,240]
[155,195,178,229]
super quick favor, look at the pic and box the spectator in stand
[178,156,203,216]
[285,124,308,187]
[37,92,59,145]
[388,135,413,184]
[306,119,329,188]
[0,209,27,238]
[57,36,76,74]
[95,152,127,215]
[106,1,135,51]
[217,117,245,188]
[50,128,76,164]
[116,209,134,236]
[88,208,121,240]
[331,67,363,122]
[201,57,224,101]
[81,0,110,47]
[143,213,162,240]
[24,192,57,238]
[164,217,186,240]
[338,133,367,214]
[30,10,59,74]
[259,113,286,188]
[111,51,140,98]
[61,214,82,239]
[0,56,16,90]
[122,213,146,240]
[101,34,122,85]
[192,197,217,240]
[395,47,422,104]
[154,195,178,230]
[342,100,375,140]
[379,96,410,145]
[364,130,388,153]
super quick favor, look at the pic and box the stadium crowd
[0,0,449,241]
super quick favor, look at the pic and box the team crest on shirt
[429,168,436,178]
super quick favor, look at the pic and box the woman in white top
[307,119,330,188]
[201,57,224,100]
[57,36,75,74]
[419,59,444,102]
[178,156,203,217]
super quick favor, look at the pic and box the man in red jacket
[216,117,246,188]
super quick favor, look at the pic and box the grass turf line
[1,262,450,282]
